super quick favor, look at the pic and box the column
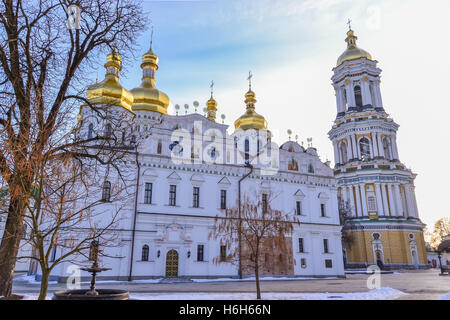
[347,186,356,217]
[411,186,420,219]
[356,138,361,160]
[372,133,379,157]
[404,185,415,218]
[354,186,362,217]
[391,135,399,160]
[368,138,374,160]
[381,184,390,217]
[351,135,358,160]
[361,79,371,106]
[376,82,384,109]
[336,88,345,114]
[345,81,356,109]
[377,133,385,158]
[387,184,397,216]
[346,138,352,161]
[333,140,340,165]
[360,184,368,217]
[375,183,384,216]
[394,184,405,218]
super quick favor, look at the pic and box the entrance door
[165,249,179,278]
[411,250,419,268]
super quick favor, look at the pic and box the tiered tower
[328,28,427,269]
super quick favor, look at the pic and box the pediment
[167,171,182,184]
[217,176,231,187]
[294,189,306,200]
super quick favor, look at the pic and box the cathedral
[4,26,427,282]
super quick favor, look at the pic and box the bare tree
[210,193,299,300]
[338,198,354,252]
[429,218,450,250]
[0,0,147,296]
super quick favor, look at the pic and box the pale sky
[107,0,450,229]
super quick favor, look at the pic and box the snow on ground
[191,276,338,283]
[14,274,58,285]
[130,288,407,300]
[437,292,450,300]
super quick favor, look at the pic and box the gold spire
[206,80,217,122]
[86,47,134,113]
[234,75,268,131]
[336,27,372,67]
[130,31,170,114]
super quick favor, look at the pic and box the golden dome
[336,29,372,67]
[206,94,218,122]
[86,48,134,113]
[234,90,268,131]
[130,44,170,114]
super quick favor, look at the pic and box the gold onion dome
[336,29,372,67]
[234,90,268,131]
[130,43,170,114]
[206,93,218,122]
[86,48,134,112]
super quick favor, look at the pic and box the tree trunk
[255,248,261,300]
[0,199,25,297]
[38,269,50,300]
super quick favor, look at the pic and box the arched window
[308,163,314,174]
[102,181,111,202]
[105,123,112,137]
[359,137,371,160]
[157,141,162,154]
[354,85,363,109]
[340,142,348,163]
[88,123,94,139]
[288,145,294,153]
[131,135,136,144]
[383,137,392,160]
[142,245,149,261]
[244,138,249,164]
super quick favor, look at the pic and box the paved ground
[12,269,450,300]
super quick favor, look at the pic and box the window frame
[169,185,177,206]
[220,189,227,209]
[197,244,204,262]
[193,186,200,208]
[144,182,153,204]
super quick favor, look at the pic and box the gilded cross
[247,71,253,90]
[347,18,352,30]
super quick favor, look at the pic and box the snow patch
[437,292,450,300]
[130,287,407,300]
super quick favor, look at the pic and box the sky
[105,0,450,229]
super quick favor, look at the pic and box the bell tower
[328,27,427,270]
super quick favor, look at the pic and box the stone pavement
[12,269,450,300]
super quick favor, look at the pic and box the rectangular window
[262,194,268,213]
[323,239,329,253]
[299,238,304,253]
[220,190,227,209]
[325,259,333,268]
[321,203,326,217]
[197,244,204,262]
[169,185,176,206]
[296,201,302,215]
[220,245,227,262]
[144,183,153,204]
[193,187,200,208]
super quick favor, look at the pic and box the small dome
[336,29,372,67]
[86,49,134,113]
[234,90,268,131]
